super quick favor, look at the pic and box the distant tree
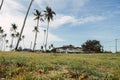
[0,27,4,38]
[43,29,46,50]
[33,9,44,51]
[81,40,102,53]
[15,0,34,50]
[0,27,4,35]
[11,24,17,32]
[2,33,7,51]
[44,6,56,51]
[10,24,18,50]
[10,33,15,50]
[49,44,54,50]
[0,27,4,50]
[41,46,43,51]
[15,32,19,45]
[5,39,9,48]
[16,32,19,37]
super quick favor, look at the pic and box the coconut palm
[0,0,4,10]
[15,0,34,50]
[44,6,56,51]
[10,24,18,50]
[22,35,25,49]
[15,32,20,46]
[10,33,15,50]
[33,26,39,51]
[11,23,17,33]
[33,9,44,51]
[5,39,9,48]
[16,32,19,37]
[0,27,4,35]
[0,28,4,40]
[2,33,7,51]
[0,27,4,50]
[43,29,46,50]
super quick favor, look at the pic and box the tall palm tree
[10,24,17,50]
[16,32,19,38]
[5,39,9,49]
[2,33,7,51]
[15,32,19,46]
[43,29,46,50]
[15,0,34,50]
[0,27,4,50]
[0,26,3,38]
[10,33,15,50]
[33,9,44,51]
[44,6,56,51]
[0,27,4,36]
[11,23,17,33]
[33,26,39,51]
[0,0,4,10]
[22,35,25,49]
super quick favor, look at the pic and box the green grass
[0,52,120,80]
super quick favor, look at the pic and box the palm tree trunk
[3,37,6,51]
[33,31,37,51]
[33,18,39,51]
[15,0,34,50]
[45,22,49,51]
[43,30,46,51]
[0,0,4,10]
[0,39,3,51]
[10,37,14,50]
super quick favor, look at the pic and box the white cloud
[35,0,88,12]
[50,15,76,28]
[48,15,106,29]
[78,16,106,24]
[0,0,64,50]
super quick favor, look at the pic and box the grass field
[0,52,120,80]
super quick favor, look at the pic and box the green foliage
[82,40,103,53]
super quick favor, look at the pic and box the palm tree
[2,33,7,51]
[15,0,34,50]
[43,29,46,51]
[15,32,19,46]
[5,39,9,48]
[0,27,4,35]
[11,24,17,33]
[10,24,18,50]
[33,26,39,51]
[33,9,44,51]
[0,0,4,10]
[44,6,56,51]
[10,33,15,50]
[0,27,3,38]
[16,32,19,38]
[0,27,4,50]
[22,35,25,49]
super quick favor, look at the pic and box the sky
[0,0,120,52]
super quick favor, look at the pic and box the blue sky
[0,0,120,52]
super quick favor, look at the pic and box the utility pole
[115,39,118,53]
